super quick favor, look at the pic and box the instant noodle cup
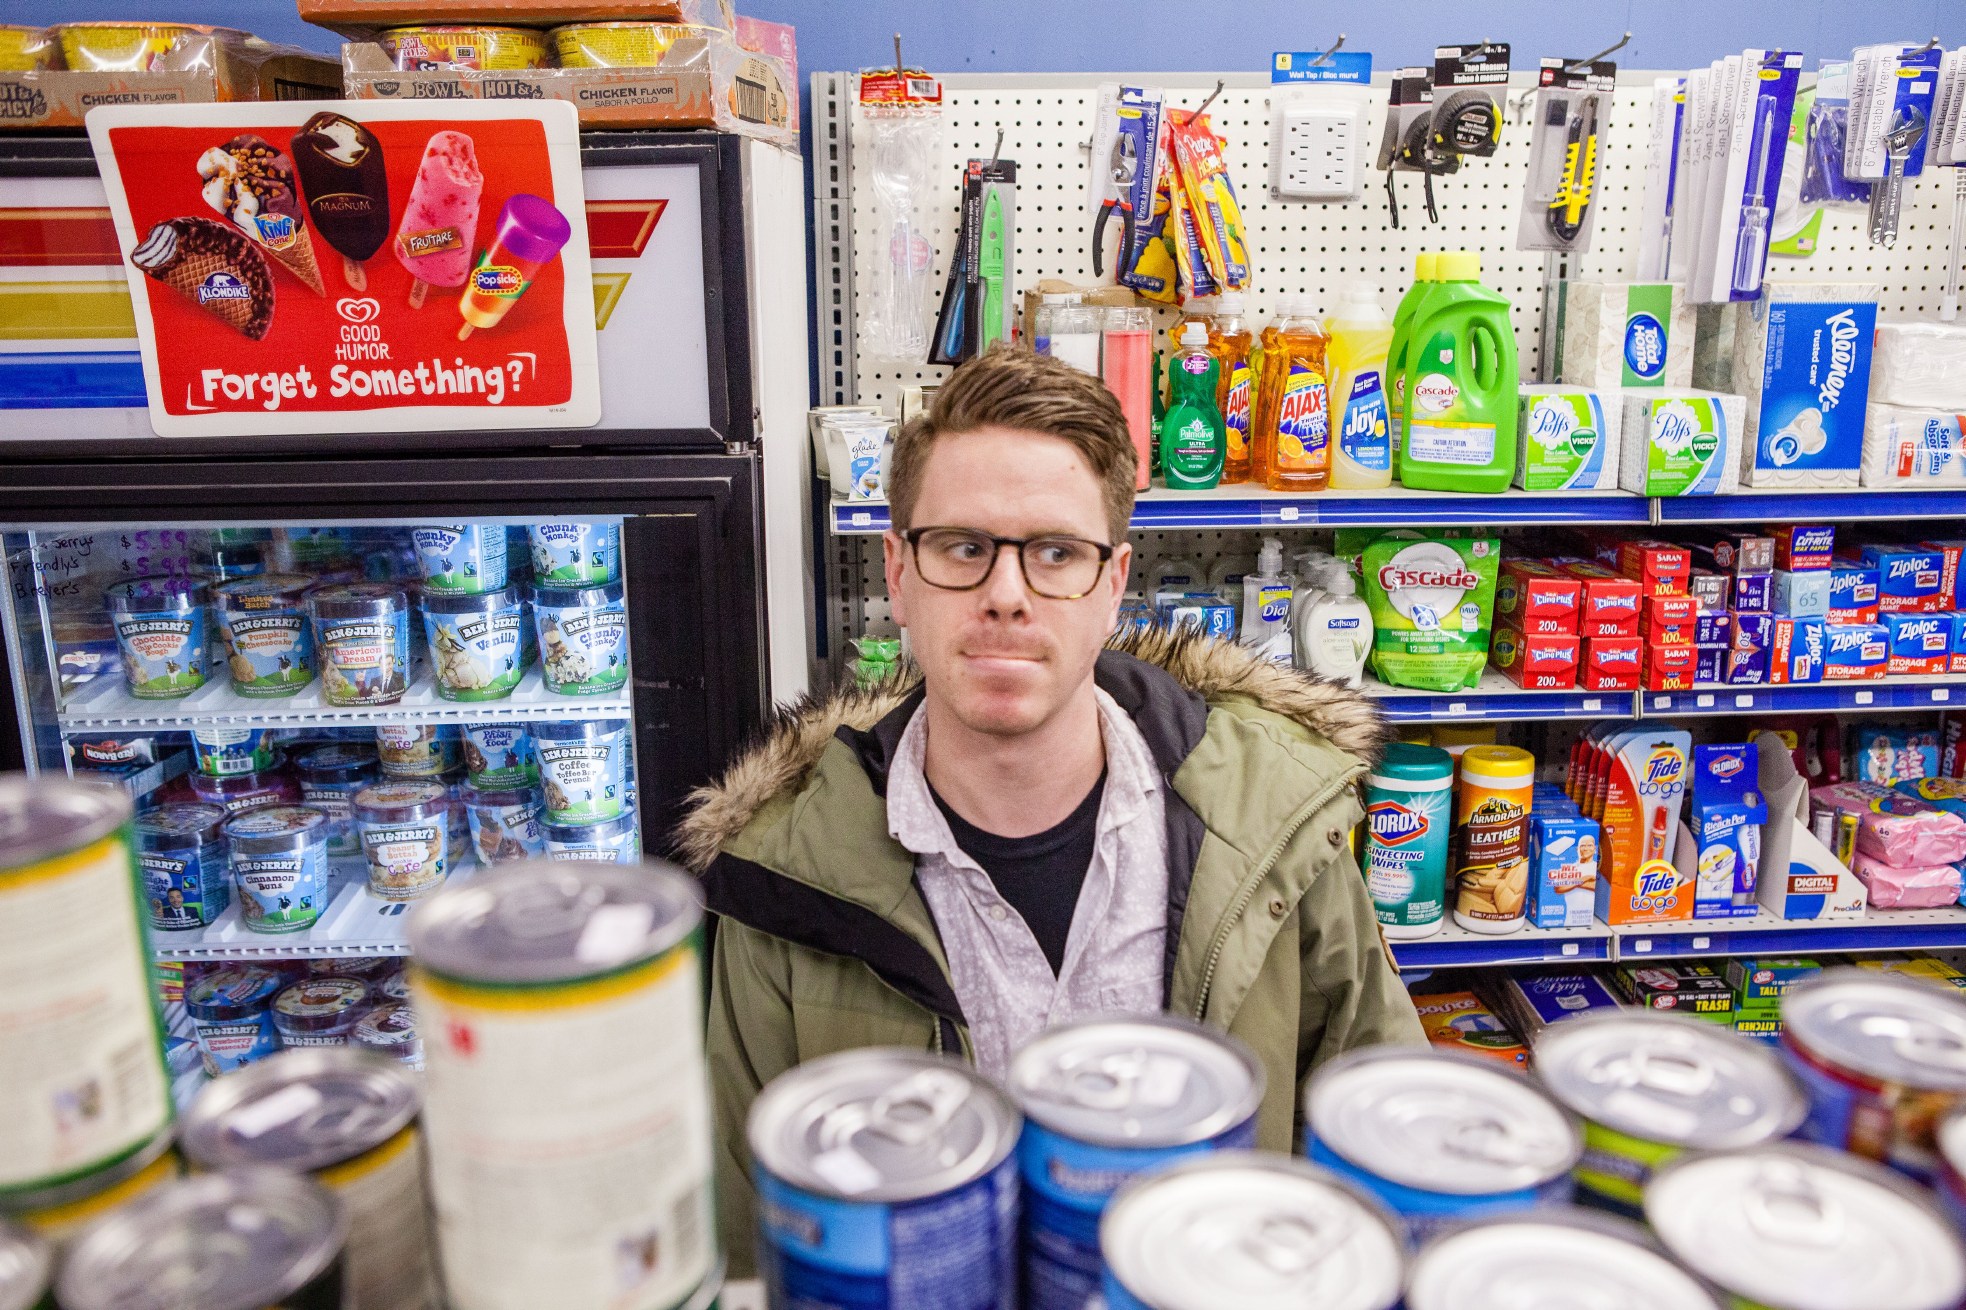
[213,574,315,697]
[353,780,450,902]
[533,580,628,696]
[549,21,720,69]
[188,727,277,778]
[533,718,630,823]
[106,576,209,700]
[353,1002,423,1071]
[133,803,230,931]
[461,722,536,790]
[422,586,525,702]
[542,810,639,863]
[183,965,283,1076]
[379,24,548,71]
[271,977,370,1048]
[462,784,544,866]
[190,763,300,821]
[309,583,410,707]
[54,21,235,73]
[411,524,509,596]
[293,743,378,859]
[527,522,620,585]
[225,805,333,934]
[0,25,56,71]
[375,723,459,779]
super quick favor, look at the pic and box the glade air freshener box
[1733,285,1879,489]
[1687,743,1767,920]
[1589,726,1693,925]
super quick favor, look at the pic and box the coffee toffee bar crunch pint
[1007,1015,1263,1309]
[1098,1152,1405,1310]
[1304,1047,1582,1240]
[54,1169,349,1310]
[0,778,174,1202]
[408,861,719,1310]
[749,1048,1020,1308]
[1533,1010,1808,1217]
[180,1049,439,1310]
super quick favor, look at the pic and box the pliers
[1092,132,1138,277]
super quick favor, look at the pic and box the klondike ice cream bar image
[131,215,275,340]
[197,133,325,297]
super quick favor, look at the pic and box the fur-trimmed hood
[674,626,1388,872]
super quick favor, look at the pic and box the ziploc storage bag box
[1529,810,1599,928]
[1886,613,1953,675]
[1823,623,1888,680]
[1558,281,1695,390]
[1733,285,1878,488]
[1828,564,1880,623]
[1516,387,1620,491]
[1619,390,1744,495]
[1688,743,1766,920]
[1867,545,1950,613]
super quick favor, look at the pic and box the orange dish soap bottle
[1254,295,1332,492]
[1209,292,1256,484]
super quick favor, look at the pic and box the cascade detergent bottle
[1252,295,1331,492]
[1160,321,1225,489]
[1386,252,1438,464]
[1397,252,1520,493]
[1326,285,1395,491]
[1209,293,1256,484]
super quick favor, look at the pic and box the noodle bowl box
[300,0,726,35]
[338,20,795,143]
[0,34,338,130]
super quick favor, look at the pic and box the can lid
[352,781,448,820]
[1646,1144,1966,1310]
[1783,969,1966,1091]
[1407,1208,1722,1310]
[1457,745,1535,786]
[0,1218,49,1310]
[222,805,327,842]
[1368,742,1455,789]
[419,584,521,614]
[1100,1152,1404,1310]
[1533,1010,1807,1151]
[748,1048,1018,1204]
[0,777,131,873]
[181,1048,418,1174]
[1008,1015,1265,1147]
[133,802,228,844]
[54,1170,348,1310]
[408,860,700,983]
[1305,1048,1581,1194]
[531,579,624,607]
[306,582,408,619]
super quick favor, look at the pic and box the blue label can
[1303,1047,1581,1244]
[751,1049,1020,1308]
[1009,1016,1263,1309]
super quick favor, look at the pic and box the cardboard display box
[301,0,725,38]
[0,34,340,130]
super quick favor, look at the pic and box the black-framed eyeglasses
[899,527,1115,600]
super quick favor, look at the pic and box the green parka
[675,628,1424,1277]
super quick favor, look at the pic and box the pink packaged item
[1851,851,1963,908]
[1810,780,1966,866]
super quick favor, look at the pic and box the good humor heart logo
[336,297,382,325]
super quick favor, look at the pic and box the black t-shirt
[932,772,1107,976]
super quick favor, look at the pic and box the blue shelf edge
[1375,691,1637,723]
[1647,679,1966,716]
[1391,933,1613,971]
[1657,489,1966,523]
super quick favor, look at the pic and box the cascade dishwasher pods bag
[1360,530,1501,690]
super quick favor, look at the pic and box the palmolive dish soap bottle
[1385,252,1438,460]
[1209,293,1256,484]
[1326,285,1395,491]
[1253,295,1331,492]
[1159,322,1225,489]
[1398,251,1519,493]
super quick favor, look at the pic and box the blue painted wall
[3,0,1962,73]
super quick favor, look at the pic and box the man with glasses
[680,345,1420,1274]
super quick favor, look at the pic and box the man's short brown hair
[889,344,1139,543]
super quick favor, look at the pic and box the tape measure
[1430,88,1502,156]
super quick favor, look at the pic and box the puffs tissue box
[1732,283,1878,490]
[1559,282,1694,390]
[1619,389,1745,495]
[1516,386,1621,491]
[1862,404,1966,487]
[1872,322,1966,410]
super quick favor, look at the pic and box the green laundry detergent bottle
[1398,251,1520,494]
[1385,251,1438,466]
[1160,321,1225,489]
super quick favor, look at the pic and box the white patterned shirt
[886,689,1170,1079]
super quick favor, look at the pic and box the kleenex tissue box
[1559,282,1695,390]
[1732,284,1878,489]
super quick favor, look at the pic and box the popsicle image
[130,216,275,340]
[291,111,391,292]
[394,130,483,309]
[457,194,573,341]
[196,134,325,296]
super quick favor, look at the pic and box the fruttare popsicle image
[457,194,572,341]
[394,130,482,309]
[197,134,325,296]
[291,111,390,292]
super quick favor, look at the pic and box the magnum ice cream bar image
[291,112,391,293]
[197,134,325,296]
[395,130,482,309]
[457,194,572,341]
[130,216,276,340]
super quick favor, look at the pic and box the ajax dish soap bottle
[1238,537,1295,663]
[1326,285,1395,491]
[1299,567,1373,687]
[1209,293,1257,484]
[1253,295,1332,492]
[1160,322,1225,490]
[1398,251,1520,493]
[1385,252,1438,460]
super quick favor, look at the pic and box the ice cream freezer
[0,451,766,963]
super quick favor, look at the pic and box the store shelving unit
[1646,674,1966,716]
[1388,918,1614,970]
[1368,675,1632,723]
[147,859,482,962]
